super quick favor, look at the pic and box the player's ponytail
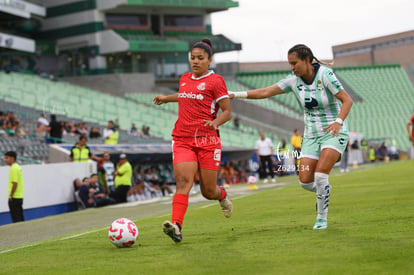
[288,44,334,66]
[191,38,213,58]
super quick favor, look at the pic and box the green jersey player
[230,44,353,230]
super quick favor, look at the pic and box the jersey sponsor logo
[178,92,204,100]
[304,97,318,109]
[197,82,206,91]
[213,149,221,161]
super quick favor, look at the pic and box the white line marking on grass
[0,243,39,254]
[155,213,170,218]
[0,228,106,254]
[198,203,217,209]
[58,228,103,240]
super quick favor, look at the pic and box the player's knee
[201,187,216,200]
[299,172,313,184]
[175,175,193,190]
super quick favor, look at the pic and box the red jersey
[172,71,229,138]
[411,114,414,136]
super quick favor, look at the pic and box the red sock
[218,185,227,201]
[172,193,189,228]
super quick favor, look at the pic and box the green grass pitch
[0,160,413,274]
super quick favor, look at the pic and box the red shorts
[172,136,222,171]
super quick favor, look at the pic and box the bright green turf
[1,161,413,274]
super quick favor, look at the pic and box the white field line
[0,227,105,254]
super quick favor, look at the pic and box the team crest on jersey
[317,80,323,90]
[197,82,206,91]
[181,83,186,87]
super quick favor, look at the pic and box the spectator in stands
[141,124,151,136]
[88,173,116,206]
[69,135,93,162]
[376,142,388,161]
[111,153,132,203]
[153,38,233,243]
[290,129,302,174]
[145,166,173,196]
[0,111,6,130]
[6,111,18,125]
[48,114,63,143]
[5,121,17,137]
[229,44,353,230]
[407,110,414,159]
[77,122,88,136]
[128,123,141,137]
[234,160,250,183]
[103,120,119,145]
[37,113,49,127]
[78,175,116,208]
[220,161,238,185]
[127,169,148,201]
[63,121,76,136]
[114,118,120,129]
[89,127,101,139]
[36,113,49,135]
[256,131,275,183]
[233,115,240,130]
[73,178,82,192]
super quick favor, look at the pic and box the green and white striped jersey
[277,64,348,138]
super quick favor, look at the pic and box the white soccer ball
[108,218,139,248]
[247,175,257,184]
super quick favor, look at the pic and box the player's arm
[323,89,353,137]
[153,93,178,105]
[204,98,232,130]
[407,121,413,140]
[334,90,353,122]
[228,84,285,99]
[9,182,17,200]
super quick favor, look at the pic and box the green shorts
[300,132,349,160]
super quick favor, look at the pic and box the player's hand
[153,95,166,105]
[203,120,219,130]
[323,122,341,137]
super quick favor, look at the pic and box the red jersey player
[153,39,233,243]
[407,110,414,159]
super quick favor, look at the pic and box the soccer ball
[247,175,257,184]
[108,218,139,248]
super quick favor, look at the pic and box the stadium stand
[236,70,302,113]
[335,64,414,151]
[225,80,302,120]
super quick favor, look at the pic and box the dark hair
[288,44,333,66]
[90,173,97,178]
[191,38,213,58]
[50,114,57,121]
[5,151,17,159]
[79,135,87,141]
[82,177,89,182]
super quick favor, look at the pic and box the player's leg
[312,148,341,230]
[298,136,320,193]
[163,138,198,243]
[199,168,233,218]
[313,132,348,230]
[197,140,232,218]
[298,157,318,192]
